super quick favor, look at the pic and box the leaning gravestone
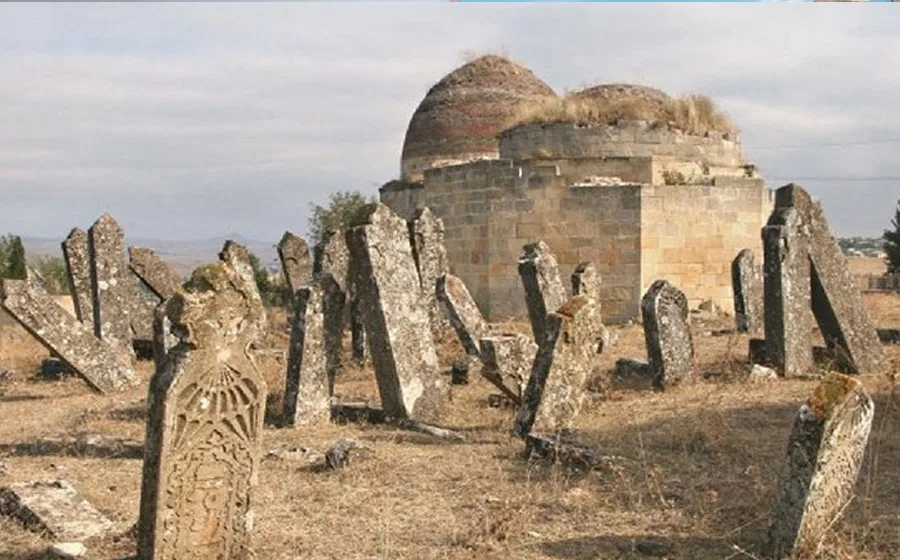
[219,240,267,340]
[277,231,312,294]
[436,273,489,358]
[518,241,568,345]
[138,260,267,560]
[61,227,93,325]
[480,332,538,405]
[346,203,447,422]
[0,279,138,393]
[513,295,600,438]
[0,480,117,541]
[731,248,763,335]
[641,280,694,390]
[128,247,183,300]
[571,262,600,303]
[409,207,451,340]
[768,373,874,559]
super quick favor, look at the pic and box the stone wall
[379,181,426,221]
[498,121,746,170]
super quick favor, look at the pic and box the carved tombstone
[283,274,344,427]
[409,207,451,341]
[61,228,93,325]
[518,241,568,345]
[277,231,312,294]
[731,249,763,335]
[0,279,139,393]
[768,373,874,559]
[436,273,489,358]
[641,280,694,390]
[218,240,267,340]
[513,295,600,437]
[129,247,183,300]
[479,332,538,405]
[346,203,446,422]
[138,261,268,560]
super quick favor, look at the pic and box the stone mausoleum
[380,55,774,323]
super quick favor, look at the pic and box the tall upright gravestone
[518,241,567,345]
[61,228,93,324]
[731,248,763,335]
[277,231,312,295]
[641,280,693,390]
[346,203,447,422]
[409,207,451,341]
[138,260,267,560]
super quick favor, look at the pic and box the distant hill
[22,233,280,278]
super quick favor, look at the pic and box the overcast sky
[2,3,899,242]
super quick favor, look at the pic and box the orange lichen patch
[555,294,589,318]
[808,373,861,422]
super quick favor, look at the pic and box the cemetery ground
[1,296,900,560]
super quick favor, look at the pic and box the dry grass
[505,92,738,137]
[2,295,900,559]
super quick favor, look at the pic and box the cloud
[0,3,898,241]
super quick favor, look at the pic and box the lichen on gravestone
[409,207,452,341]
[731,248,763,335]
[479,332,537,404]
[218,240,268,341]
[277,231,313,295]
[128,247,182,301]
[640,280,694,390]
[61,228,93,325]
[436,273,489,358]
[518,241,567,345]
[138,260,267,560]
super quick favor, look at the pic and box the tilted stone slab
[479,332,537,404]
[219,240,267,340]
[409,207,451,340]
[0,480,117,541]
[283,277,337,427]
[61,227,93,325]
[571,261,600,304]
[346,203,446,422]
[89,214,140,350]
[315,228,357,367]
[513,295,600,437]
[518,241,567,345]
[313,228,350,293]
[277,231,312,294]
[641,280,694,390]
[768,373,874,558]
[138,261,268,560]
[731,248,763,335]
[128,247,182,300]
[0,279,138,393]
[436,273,488,358]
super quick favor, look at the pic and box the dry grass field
[2,293,900,560]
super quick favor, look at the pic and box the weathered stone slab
[314,228,356,367]
[128,247,182,300]
[346,203,446,422]
[350,297,365,366]
[409,207,451,340]
[436,273,488,358]
[138,260,268,560]
[518,241,567,345]
[768,373,874,558]
[731,248,763,335]
[479,332,537,404]
[513,295,600,437]
[641,280,694,390]
[0,279,138,393]
[89,214,138,351]
[314,229,350,293]
[61,228,93,325]
[0,480,117,541]
[763,206,814,378]
[571,262,600,303]
[277,231,312,294]
[218,240,267,340]
[283,276,342,427]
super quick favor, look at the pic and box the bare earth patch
[2,295,900,559]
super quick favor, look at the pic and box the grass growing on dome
[505,92,738,137]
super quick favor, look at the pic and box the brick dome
[400,55,557,182]
[568,83,672,114]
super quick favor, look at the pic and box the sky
[1,4,899,242]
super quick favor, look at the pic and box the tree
[884,200,900,274]
[0,234,26,280]
[247,249,292,308]
[307,190,376,248]
[30,255,70,294]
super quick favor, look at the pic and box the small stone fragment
[611,358,654,390]
[479,333,537,404]
[49,542,86,559]
[748,364,778,383]
[325,439,359,470]
[450,355,469,385]
[0,480,116,541]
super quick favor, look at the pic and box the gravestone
[0,279,139,393]
[768,373,874,558]
[129,247,182,300]
[138,260,267,560]
[513,295,600,437]
[409,207,451,341]
[61,228,93,325]
[518,241,567,345]
[571,262,600,303]
[283,276,342,427]
[479,332,538,405]
[641,280,694,390]
[436,273,488,358]
[346,203,446,422]
[219,240,267,340]
[277,231,312,294]
[731,248,763,335]
[0,480,117,541]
